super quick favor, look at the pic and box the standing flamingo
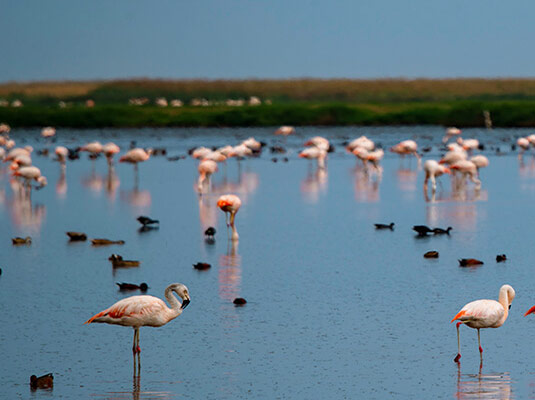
[197,159,218,191]
[299,147,327,170]
[55,146,68,165]
[80,141,103,159]
[443,127,462,143]
[451,284,515,363]
[41,127,56,139]
[103,142,121,167]
[423,160,450,194]
[120,148,152,185]
[217,194,241,241]
[517,137,530,157]
[85,283,190,359]
[274,126,295,136]
[346,136,375,153]
[451,160,481,190]
[390,140,420,164]
[13,166,47,191]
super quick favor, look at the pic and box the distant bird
[423,160,450,193]
[116,282,148,292]
[197,159,218,191]
[346,136,375,153]
[91,238,125,246]
[517,137,530,156]
[470,155,489,176]
[274,126,295,136]
[451,284,515,362]
[390,140,420,163]
[13,166,47,190]
[204,227,216,238]
[66,232,87,241]
[85,283,190,354]
[30,373,53,390]
[137,216,159,226]
[55,146,68,164]
[109,254,140,267]
[80,141,103,158]
[12,236,31,245]
[433,227,452,235]
[233,297,247,305]
[103,142,120,166]
[120,148,152,180]
[304,136,330,152]
[299,147,327,169]
[242,137,262,153]
[458,258,484,267]
[217,194,242,241]
[496,254,507,263]
[229,144,253,159]
[457,138,479,153]
[374,223,394,230]
[41,127,56,138]
[191,146,212,159]
[193,262,211,270]
[412,225,433,236]
[451,160,481,189]
[424,251,439,258]
[443,127,462,143]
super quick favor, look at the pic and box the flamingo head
[9,161,19,171]
[168,283,191,309]
[37,176,48,188]
[443,167,451,174]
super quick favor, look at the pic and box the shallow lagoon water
[1,126,535,399]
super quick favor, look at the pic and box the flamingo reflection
[219,240,241,302]
[456,364,512,400]
[301,167,328,203]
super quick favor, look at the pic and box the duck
[459,258,484,267]
[108,254,140,267]
[412,225,433,236]
[496,254,507,263]
[137,216,159,226]
[30,373,53,390]
[424,251,439,258]
[374,223,394,230]
[91,239,125,246]
[433,227,452,235]
[66,232,87,241]
[233,297,247,305]
[116,282,148,292]
[193,262,211,270]
[204,227,216,238]
[12,236,31,245]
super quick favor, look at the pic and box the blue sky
[1,1,533,82]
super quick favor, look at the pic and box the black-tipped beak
[181,299,190,309]
[509,305,511,310]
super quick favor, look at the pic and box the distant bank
[1,78,535,127]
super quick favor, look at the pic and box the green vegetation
[1,79,535,127]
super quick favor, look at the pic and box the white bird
[304,136,330,152]
[274,126,295,136]
[41,127,56,138]
[299,147,327,169]
[423,160,450,193]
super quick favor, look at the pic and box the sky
[1,1,534,82]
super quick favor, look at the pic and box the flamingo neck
[164,286,183,318]
[498,289,510,322]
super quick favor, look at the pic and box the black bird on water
[30,373,53,390]
[375,223,394,230]
[116,282,149,292]
[204,227,216,238]
[496,254,507,262]
[413,225,433,236]
[433,227,452,235]
[137,216,159,226]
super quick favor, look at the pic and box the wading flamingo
[103,142,121,167]
[299,147,327,170]
[275,126,295,136]
[13,166,47,191]
[55,146,68,165]
[41,127,56,138]
[217,194,241,241]
[346,136,374,153]
[443,127,462,143]
[423,160,450,193]
[85,283,190,355]
[120,148,152,183]
[198,159,218,191]
[304,136,330,152]
[517,137,530,157]
[80,141,103,159]
[451,284,515,363]
[390,140,420,164]
[451,160,481,190]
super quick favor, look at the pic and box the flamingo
[517,137,530,157]
[457,138,479,153]
[41,127,56,138]
[217,194,241,241]
[299,147,327,170]
[55,146,68,164]
[470,155,489,176]
[85,283,190,355]
[120,148,152,182]
[451,160,481,190]
[304,136,330,152]
[352,147,369,168]
[13,166,47,190]
[423,160,450,193]
[443,127,462,143]
[366,149,384,173]
[5,146,33,162]
[390,140,420,164]
[9,154,32,171]
[5,139,15,149]
[80,141,103,159]
[346,136,375,153]
[217,145,234,158]
[439,150,467,166]
[197,159,218,191]
[242,137,262,152]
[0,123,10,134]
[202,151,227,162]
[103,142,121,167]
[191,147,212,159]
[451,284,515,362]
[274,126,295,136]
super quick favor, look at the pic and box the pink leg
[454,322,462,363]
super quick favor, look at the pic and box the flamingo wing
[85,295,167,326]
[451,300,504,326]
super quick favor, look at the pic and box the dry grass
[0,81,100,98]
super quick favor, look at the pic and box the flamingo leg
[477,328,483,360]
[454,322,462,362]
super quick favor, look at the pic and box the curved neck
[164,287,183,314]
[498,288,510,320]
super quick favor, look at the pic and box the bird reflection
[353,166,380,203]
[301,167,328,203]
[8,179,46,230]
[426,202,483,232]
[56,168,67,199]
[395,168,418,192]
[219,241,241,301]
[456,364,512,400]
[120,189,151,212]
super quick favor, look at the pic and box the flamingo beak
[524,305,535,316]
[181,299,190,309]
[444,168,451,174]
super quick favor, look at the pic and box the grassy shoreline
[1,79,535,127]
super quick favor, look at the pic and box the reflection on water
[353,166,379,203]
[456,365,512,399]
[218,241,241,301]
[100,375,174,400]
[7,179,46,231]
[301,167,328,203]
[120,189,151,212]
[395,167,418,192]
[56,169,67,199]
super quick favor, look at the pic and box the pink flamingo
[13,166,47,191]
[5,146,33,162]
[451,160,481,190]
[198,159,218,191]
[299,147,327,170]
[451,284,515,362]
[85,283,190,356]
[120,148,152,184]
[304,136,330,152]
[517,137,530,157]
[443,127,462,143]
[217,194,241,241]
[423,160,450,193]
[346,136,374,153]
[274,126,295,136]
[103,142,121,167]
[41,127,56,138]
[80,141,103,159]
[55,146,68,165]
[390,140,420,164]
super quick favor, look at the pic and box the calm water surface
[2,126,535,399]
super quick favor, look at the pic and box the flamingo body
[217,194,241,240]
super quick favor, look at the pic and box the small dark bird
[30,373,53,390]
[422,146,432,153]
[116,282,148,291]
[375,223,394,230]
[271,157,278,163]
[413,225,433,236]
[66,232,87,241]
[92,239,125,246]
[282,157,289,162]
[167,156,181,161]
[204,227,216,238]
[433,227,452,235]
[233,297,247,305]
[12,236,31,245]
[137,216,159,226]
[424,251,439,258]
[193,262,211,270]
[459,258,484,267]
[109,254,140,267]
[496,254,507,263]
[270,145,286,154]
[68,148,80,160]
